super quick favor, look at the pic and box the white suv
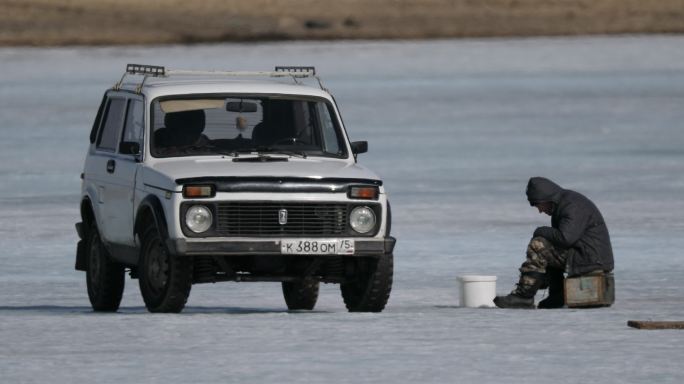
[75,64,395,313]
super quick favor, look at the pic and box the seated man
[154,109,209,154]
[494,177,614,309]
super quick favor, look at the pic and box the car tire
[138,226,192,313]
[282,278,319,310]
[86,225,125,312]
[341,253,393,312]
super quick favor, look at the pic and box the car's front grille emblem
[278,209,288,225]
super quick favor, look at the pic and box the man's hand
[533,226,553,239]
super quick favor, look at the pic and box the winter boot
[538,269,565,309]
[494,272,547,309]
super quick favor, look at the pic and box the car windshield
[150,96,348,158]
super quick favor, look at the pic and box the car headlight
[185,205,213,233]
[350,206,376,234]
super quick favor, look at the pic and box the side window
[89,94,108,144]
[97,98,126,152]
[121,99,144,147]
[292,101,316,144]
[317,102,341,154]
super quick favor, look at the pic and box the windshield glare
[150,96,348,158]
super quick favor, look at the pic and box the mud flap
[75,239,87,271]
[75,222,87,271]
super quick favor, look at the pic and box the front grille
[216,202,349,236]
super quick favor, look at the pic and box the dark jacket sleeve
[533,201,589,248]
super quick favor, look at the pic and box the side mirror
[120,141,141,156]
[351,141,368,155]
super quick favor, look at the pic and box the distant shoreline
[2,0,684,47]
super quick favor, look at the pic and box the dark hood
[526,177,563,206]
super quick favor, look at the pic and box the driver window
[317,102,341,154]
[121,99,144,148]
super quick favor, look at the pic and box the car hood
[143,156,381,191]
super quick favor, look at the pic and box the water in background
[2,36,683,279]
[1,36,683,383]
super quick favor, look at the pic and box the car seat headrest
[164,109,206,134]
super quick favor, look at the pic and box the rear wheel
[86,226,125,312]
[282,278,319,310]
[138,226,193,313]
[341,253,393,312]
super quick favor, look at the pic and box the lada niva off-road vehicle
[75,64,395,313]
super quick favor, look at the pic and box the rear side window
[97,98,126,151]
[89,94,108,144]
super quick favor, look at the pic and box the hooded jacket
[526,177,614,276]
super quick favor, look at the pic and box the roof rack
[113,64,327,93]
[275,66,316,76]
[127,63,165,76]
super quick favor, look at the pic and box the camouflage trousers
[519,236,569,276]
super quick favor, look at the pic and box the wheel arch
[134,195,170,244]
[385,200,392,237]
[80,197,96,230]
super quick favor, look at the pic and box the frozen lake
[1,36,684,383]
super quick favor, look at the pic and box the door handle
[106,159,116,174]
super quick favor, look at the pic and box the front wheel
[282,278,319,310]
[341,253,393,312]
[138,226,193,313]
[86,226,125,312]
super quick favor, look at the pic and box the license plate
[280,239,355,255]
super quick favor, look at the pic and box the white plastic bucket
[458,275,497,308]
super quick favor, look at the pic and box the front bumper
[167,236,396,257]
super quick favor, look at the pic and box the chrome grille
[216,202,349,236]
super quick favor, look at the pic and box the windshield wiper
[266,150,307,159]
[258,146,307,159]
[215,150,240,158]
[232,154,288,163]
[233,146,307,159]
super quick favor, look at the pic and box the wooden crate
[564,272,614,308]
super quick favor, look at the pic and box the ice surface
[1,36,684,383]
